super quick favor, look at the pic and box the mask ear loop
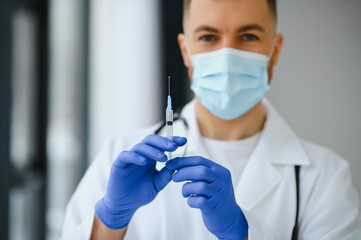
[268,37,278,60]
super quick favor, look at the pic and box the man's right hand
[95,135,187,230]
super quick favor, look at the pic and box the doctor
[62,0,361,239]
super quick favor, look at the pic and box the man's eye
[199,35,216,42]
[242,34,259,42]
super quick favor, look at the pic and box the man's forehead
[186,0,272,14]
[185,0,274,33]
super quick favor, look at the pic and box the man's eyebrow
[193,25,220,34]
[237,24,265,33]
[193,24,265,34]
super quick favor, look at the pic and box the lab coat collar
[178,100,209,159]
[180,99,310,166]
[180,99,311,211]
[257,99,311,166]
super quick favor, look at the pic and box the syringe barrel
[166,110,173,159]
[166,109,173,122]
[166,109,173,140]
[166,125,173,140]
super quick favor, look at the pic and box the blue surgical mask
[190,47,272,120]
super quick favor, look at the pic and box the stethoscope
[153,109,300,240]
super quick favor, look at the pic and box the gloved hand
[95,135,187,229]
[166,156,248,240]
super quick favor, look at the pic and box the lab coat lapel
[235,99,311,211]
[181,100,281,211]
[180,100,210,159]
[235,148,282,211]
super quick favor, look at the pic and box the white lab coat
[62,100,361,240]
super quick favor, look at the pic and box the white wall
[89,0,162,160]
[268,0,361,197]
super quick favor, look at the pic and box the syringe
[166,76,173,160]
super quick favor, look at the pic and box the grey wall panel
[269,0,361,197]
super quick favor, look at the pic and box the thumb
[154,167,175,192]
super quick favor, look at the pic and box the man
[62,0,361,239]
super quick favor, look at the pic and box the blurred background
[0,0,360,239]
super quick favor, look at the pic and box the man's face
[178,0,283,81]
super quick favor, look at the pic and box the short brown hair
[183,0,277,21]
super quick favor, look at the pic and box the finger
[154,167,175,192]
[172,136,187,147]
[113,151,148,167]
[166,156,216,170]
[141,135,178,152]
[172,166,218,183]
[188,196,218,214]
[182,181,218,198]
[187,196,208,210]
[131,143,167,162]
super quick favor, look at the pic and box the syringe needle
[168,76,171,96]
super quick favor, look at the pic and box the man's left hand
[166,156,248,240]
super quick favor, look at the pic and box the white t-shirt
[202,132,261,188]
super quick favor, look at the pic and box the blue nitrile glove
[166,156,248,240]
[95,135,187,229]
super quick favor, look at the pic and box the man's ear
[178,34,191,68]
[268,34,284,84]
[270,34,284,67]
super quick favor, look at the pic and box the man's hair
[183,0,277,21]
